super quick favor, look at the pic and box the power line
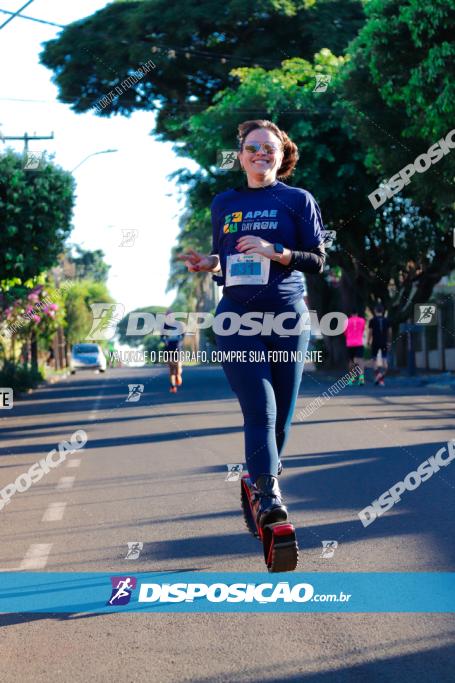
[149,41,281,68]
[0,96,49,103]
[0,0,36,31]
[0,7,64,28]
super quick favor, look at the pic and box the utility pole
[51,269,69,372]
[1,131,54,153]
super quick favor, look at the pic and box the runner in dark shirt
[161,310,185,393]
[368,304,391,386]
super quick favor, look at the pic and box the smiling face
[238,127,284,187]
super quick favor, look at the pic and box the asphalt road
[1,365,455,682]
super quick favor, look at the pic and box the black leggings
[215,296,310,482]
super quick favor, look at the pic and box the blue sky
[0,0,198,312]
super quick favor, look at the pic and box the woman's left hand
[235,236,275,259]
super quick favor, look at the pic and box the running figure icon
[108,576,136,605]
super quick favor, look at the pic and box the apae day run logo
[223,212,242,234]
[107,576,137,606]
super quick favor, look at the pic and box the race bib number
[225,253,270,286]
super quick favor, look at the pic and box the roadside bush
[0,361,44,393]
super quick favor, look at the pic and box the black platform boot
[254,474,288,527]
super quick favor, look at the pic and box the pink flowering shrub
[3,285,62,342]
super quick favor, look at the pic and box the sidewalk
[305,366,455,390]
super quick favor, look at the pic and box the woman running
[344,310,366,385]
[179,120,326,528]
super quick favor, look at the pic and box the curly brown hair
[237,120,299,179]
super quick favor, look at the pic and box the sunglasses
[243,141,282,154]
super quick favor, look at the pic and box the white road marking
[42,502,67,521]
[89,384,107,421]
[19,543,53,570]
[67,458,81,468]
[56,476,75,490]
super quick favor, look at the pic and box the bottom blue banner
[0,572,454,613]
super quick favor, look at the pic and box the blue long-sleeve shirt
[211,181,324,309]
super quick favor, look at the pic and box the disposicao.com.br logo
[129,581,350,604]
[4,573,455,613]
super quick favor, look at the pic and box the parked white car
[70,343,107,374]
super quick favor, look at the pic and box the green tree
[67,245,110,282]
[341,0,455,219]
[117,305,167,347]
[64,280,114,346]
[339,0,455,336]
[40,0,364,142]
[0,150,75,288]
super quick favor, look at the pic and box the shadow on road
[187,637,455,682]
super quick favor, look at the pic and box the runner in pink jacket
[344,311,366,385]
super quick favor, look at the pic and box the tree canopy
[40,0,364,141]
[66,245,111,283]
[341,0,455,219]
[63,279,114,346]
[0,150,75,288]
[117,304,167,347]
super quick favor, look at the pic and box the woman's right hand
[177,248,218,273]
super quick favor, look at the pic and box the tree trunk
[31,332,38,372]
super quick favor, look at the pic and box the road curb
[25,370,70,395]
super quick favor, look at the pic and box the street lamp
[71,148,118,172]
